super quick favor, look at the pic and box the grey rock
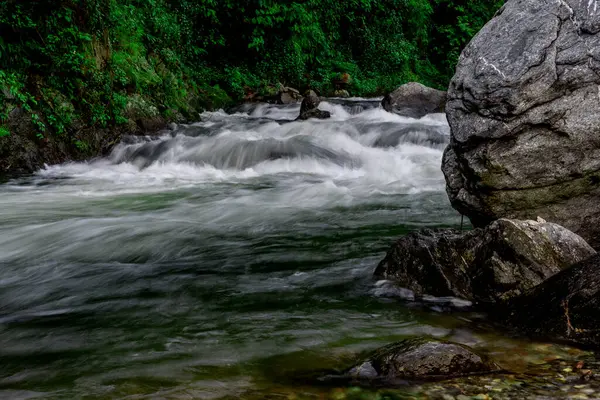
[277,85,301,104]
[300,90,320,113]
[443,0,600,248]
[278,91,296,104]
[344,338,500,383]
[297,108,331,120]
[502,253,600,348]
[382,82,446,119]
[374,218,595,303]
[275,83,302,104]
[297,90,331,120]
[334,89,350,98]
[136,116,167,133]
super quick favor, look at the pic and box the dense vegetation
[0,0,503,140]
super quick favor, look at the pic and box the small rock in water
[297,90,331,120]
[333,337,501,385]
[382,82,446,119]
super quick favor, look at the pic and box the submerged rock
[442,0,600,248]
[297,90,331,120]
[382,82,446,119]
[375,218,595,303]
[502,253,600,348]
[340,338,500,384]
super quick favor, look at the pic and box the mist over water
[0,100,464,398]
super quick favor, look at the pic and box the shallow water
[0,100,595,400]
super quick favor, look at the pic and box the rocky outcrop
[502,253,600,348]
[0,108,121,174]
[297,90,331,120]
[0,94,182,174]
[382,82,446,119]
[374,218,595,303]
[325,338,500,384]
[442,0,600,248]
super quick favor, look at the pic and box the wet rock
[342,338,500,383]
[297,90,331,120]
[375,218,595,303]
[277,84,301,104]
[502,253,600,348]
[382,82,446,119]
[442,0,600,248]
[334,89,350,98]
[297,108,331,120]
[136,116,167,133]
[0,107,125,173]
[300,90,320,113]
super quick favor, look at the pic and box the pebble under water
[0,99,598,400]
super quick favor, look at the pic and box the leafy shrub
[0,0,503,136]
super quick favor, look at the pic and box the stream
[0,100,598,399]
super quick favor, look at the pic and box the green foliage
[0,0,503,137]
[429,0,504,85]
[74,139,91,152]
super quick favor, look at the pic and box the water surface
[1,100,591,399]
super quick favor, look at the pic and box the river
[0,100,596,399]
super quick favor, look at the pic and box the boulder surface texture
[297,90,330,120]
[502,253,600,348]
[382,82,446,119]
[374,218,596,303]
[443,0,600,248]
[344,338,500,383]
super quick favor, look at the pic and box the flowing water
[0,100,597,400]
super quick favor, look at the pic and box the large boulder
[382,82,446,119]
[442,0,600,248]
[502,253,600,348]
[329,338,500,384]
[297,90,331,120]
[375,218,595,303]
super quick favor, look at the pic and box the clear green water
[0,102,595,399]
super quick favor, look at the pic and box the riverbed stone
[345,338,501,383]
[382,82,446,119]
[374,218,595,303]
[442,0,600,248]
